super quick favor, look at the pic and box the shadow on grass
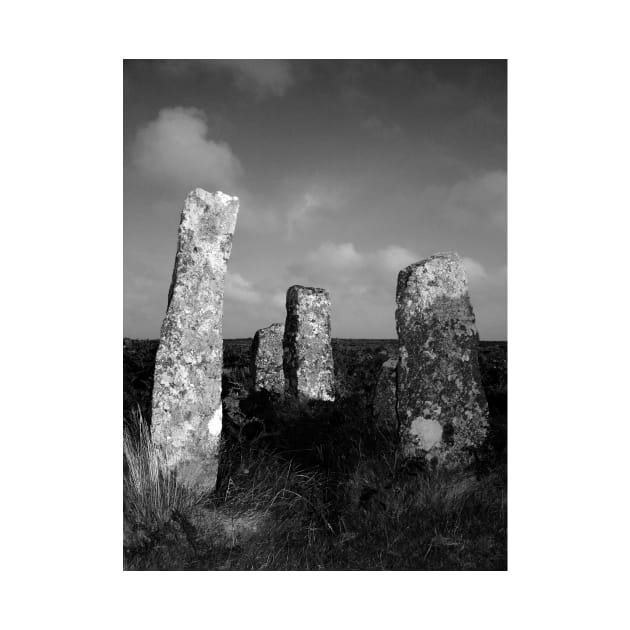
[124,389,506,571]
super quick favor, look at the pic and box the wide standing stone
[396,252,489,463]
[151,188,239,490]
[283,285,335,401]
[250,323,285,395]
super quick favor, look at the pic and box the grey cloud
[125,61,506,340]
[156,60,295,98]
[285,186,348,238]
[361,115,403,140]
[130,107,243,192]
[422,170,507,230]
[213,60,294,98]
[225,272,263,305]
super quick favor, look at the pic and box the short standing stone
[396,252,489,463]
[283,285,335,401]
[151,188,239,491]
[250,323,285,395]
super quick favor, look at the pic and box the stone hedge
[283,285,335,402]
[395,252,489,463]
[151,188,239,490]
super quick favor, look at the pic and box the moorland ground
[123,338,507,570]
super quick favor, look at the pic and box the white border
[3,1,629,628]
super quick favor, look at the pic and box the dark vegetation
[123,338,507,570]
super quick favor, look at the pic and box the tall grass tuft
[123,407,205,532]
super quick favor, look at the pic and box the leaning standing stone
[396,252,489,463]
[250,323,285,395]
[283,285,335,402]
[151,188,239,491]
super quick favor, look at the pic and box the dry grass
[211,442,507,570]
[123,338,507,569]
[123,392,507,570]
[123,408,207,532]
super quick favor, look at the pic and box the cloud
[284,241,407,337]
[306,241,364,271]
[291,241,418,283]
[429,170,507,229]
[462,257,487,281]
[285,186,345,238]
[375,245,418,273]
[130,107,243,191]
[213,60,294,98]
[225,272,263,304]
[361,115,402,140]
[156,60,295,99]
[284,241,501,338]
[271,291,286,309]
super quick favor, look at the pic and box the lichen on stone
[283,285,335,402]
[251,322,285,395]
[395,252,489,464]
[151,189,239,491]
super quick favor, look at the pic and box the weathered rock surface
[151,189,239,490]
[373,358,398,431]
[250,323,285,395]
[283,285,335,401]
[396,252,489,463]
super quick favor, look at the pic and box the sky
[124,60,506,340]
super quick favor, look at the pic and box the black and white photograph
[4,0,629,625]
[123,59,507,570]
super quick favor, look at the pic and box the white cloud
[130,107,243,191]
[284,241,502,337]
[462,257,487,281]
[225,272,263,304]
[375,245,418,273]
[214,60,294,98]
[290,241,419,285]
[287,241,416,301]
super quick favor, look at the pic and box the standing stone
[396,252,489,463]
[250,323,285,395]
[151,188,239,491]
[283,285,335,402]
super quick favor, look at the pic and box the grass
[124,394,507,570]
[123,339,507,570]
[123,407,207,540]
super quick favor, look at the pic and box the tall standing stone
[250,323,285,395]
[151,188,239,490]
[396,252,489,463]
[283,285,335,402]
